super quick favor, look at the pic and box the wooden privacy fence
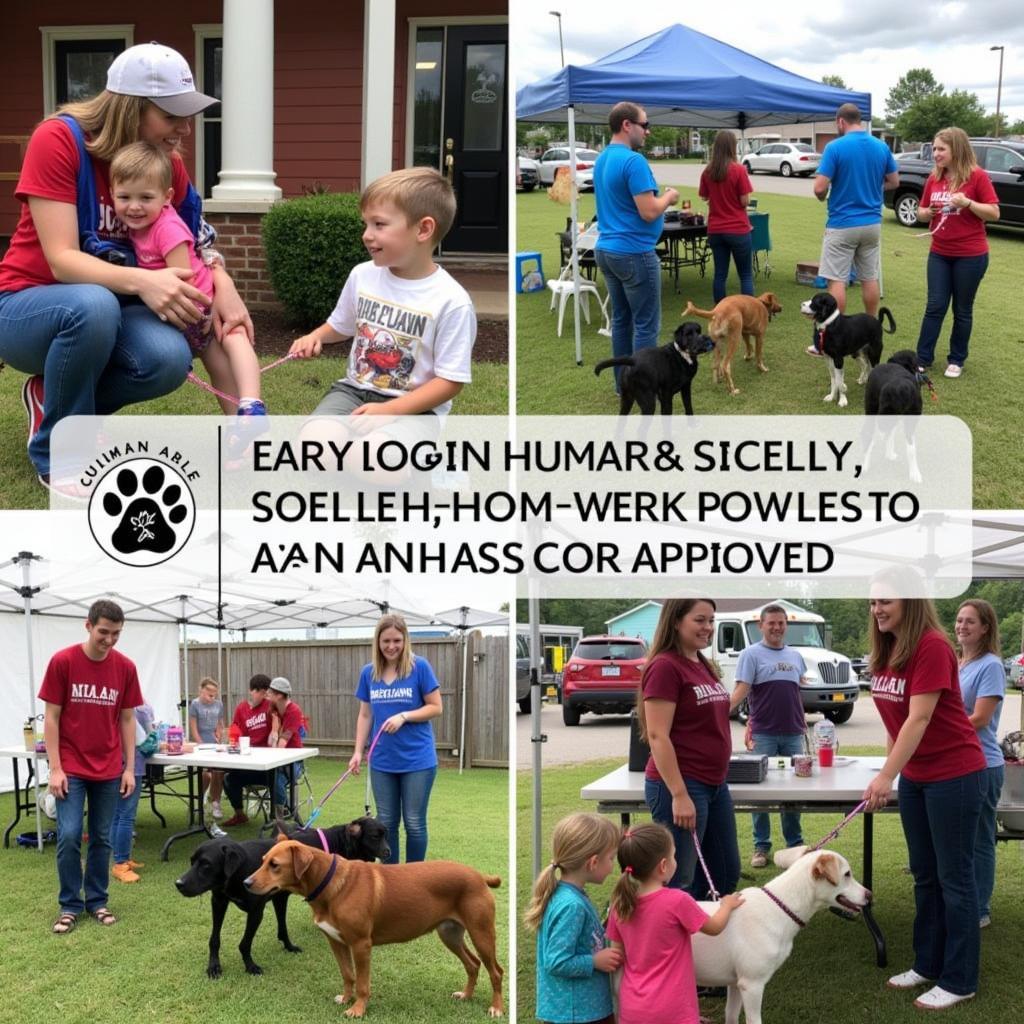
[179,632,508,768]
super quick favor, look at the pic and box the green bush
[262,192,365,327]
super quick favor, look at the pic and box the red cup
[817,746,834,768]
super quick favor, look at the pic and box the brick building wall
[206,212,276,309]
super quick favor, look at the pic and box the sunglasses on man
[628,119,651,130]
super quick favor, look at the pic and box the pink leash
[690,829,720,902]
[303,723,387,830]
[186,351,298,406]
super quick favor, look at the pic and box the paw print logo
[87,458,196,567]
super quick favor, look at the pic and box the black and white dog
[594,321,714,416]
[801,292,895,408]
[862,349,932,482]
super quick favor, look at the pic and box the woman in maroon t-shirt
[914,127,1000,378]
[698,132,754,303]
[864,592,985,1010]
[637,598,739,898]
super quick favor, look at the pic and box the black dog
[175,816,389,978]
[800,292,895,408]
[862,349,930,482]
[594,321,714,415]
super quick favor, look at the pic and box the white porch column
[362,0,396,188]
[209,0,281,206]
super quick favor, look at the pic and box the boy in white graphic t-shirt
[289,167,475,418]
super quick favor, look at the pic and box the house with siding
[0,0,508,306]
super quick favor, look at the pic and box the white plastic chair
[547,222,611,337]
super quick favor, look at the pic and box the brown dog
[683,292,782,395]
[244,839,504,1019]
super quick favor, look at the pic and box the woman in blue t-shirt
[954,599,1005,929]
[349,614,443,862]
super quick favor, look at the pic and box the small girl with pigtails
[525,812,624,1024]
[606,823,744,1024]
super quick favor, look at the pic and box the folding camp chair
[750,210,773,278]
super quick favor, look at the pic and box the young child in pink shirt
[109,142,265,422]
[606,823,743,1024]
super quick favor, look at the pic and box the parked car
[515,633,531,712]
[885,137,1024,227]
[1007,653,1024,688]
[742,142,821,178]
[536,147,599,189]
[516,155,539,192]
[851,654,871,686]
[561,635,647,726]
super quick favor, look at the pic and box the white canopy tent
[0,544,508,846]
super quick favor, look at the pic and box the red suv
[561,635,648,726]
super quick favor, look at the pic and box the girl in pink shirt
[109,141,265,421]
[606,824,743,1024]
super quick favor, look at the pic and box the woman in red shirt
[698,132,754,303]
[914,127,999,378]
[637,598,739,899]
[0,42,252,492]
[863,592,985,1011]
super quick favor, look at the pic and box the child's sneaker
[225,401,269,462]
[112,862,140,883]
[210,800,223,819]
[22,375,45,448]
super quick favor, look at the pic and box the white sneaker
[210,800,223,819]
[979,914,991,928]
[887,969,935,990]
[914,987,975,1010]
[944,364,962,378]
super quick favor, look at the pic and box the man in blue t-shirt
[593,101,679,392]
[809,103,899,353]
[729,605,808,868]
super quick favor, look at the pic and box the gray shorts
[308,381,439,447]
[819,224,881,283]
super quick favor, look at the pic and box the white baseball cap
[106,42,217,117]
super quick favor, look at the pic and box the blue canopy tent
[516,23,873,366]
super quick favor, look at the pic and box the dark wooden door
[441,25,507,254]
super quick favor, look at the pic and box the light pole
[991,45,1005,137]
[549,10,565,68]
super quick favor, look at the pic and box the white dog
[691,847,872,1024]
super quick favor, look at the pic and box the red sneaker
[221,812,249,827]
[22,374,45,448]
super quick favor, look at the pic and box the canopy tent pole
[529,589,543,879]
[16,552,45,851]
[179,596,190,729]
[568,106,583,366]
[458,606,469,775]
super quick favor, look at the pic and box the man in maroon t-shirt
[38,599,142,934]
[222,674,274,826]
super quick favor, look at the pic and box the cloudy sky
[513,0,1022,123]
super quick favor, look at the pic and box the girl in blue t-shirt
[349,614,442,862]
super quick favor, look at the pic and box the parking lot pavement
[516,692,1023,769]
[649,160,818,199]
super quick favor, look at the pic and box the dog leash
[303,723,387,829]
[808,799,868,852]
[186,351,298,406]
[690,829,720,902]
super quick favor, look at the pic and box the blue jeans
[594,249,662,391]
[371,766,437,863]
[645,776,740,898]
[915,252,989,368]
[750,734,805,852]
[110,774,143,863]
[55,775,120,915]
[975,765,1003,919]
[0,284,192,475]
[708,231,754,303]
[898,769,984,995]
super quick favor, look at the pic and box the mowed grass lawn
[0,761,508,1024]
[0,353,508,510]
[516,752,1024,1024]
[516,187,1024,508]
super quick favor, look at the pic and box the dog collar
[306,854,338,902]
[759,885,807,928]
[317,827,330,853]
[815,308,841,331]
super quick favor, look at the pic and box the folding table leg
[861,812,888,967]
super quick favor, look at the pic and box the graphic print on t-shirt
[871,672,907,703]
[349,293,429,392]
